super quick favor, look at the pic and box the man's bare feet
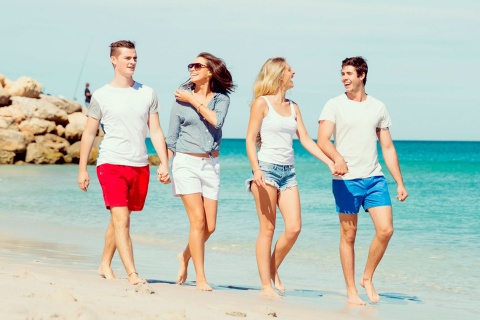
[176,252,188,284]
[271,271,285,293]
[98,264,116,280]
[128,272,146,285]
[360,278,380,304]
[260,285,282,299]
[195,280,212,291]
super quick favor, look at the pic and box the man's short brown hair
[110,40,135,57]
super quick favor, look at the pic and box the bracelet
[253,168,261,173]
[197,103,203,112]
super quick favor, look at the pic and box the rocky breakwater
[0,74,102,164]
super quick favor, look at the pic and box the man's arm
[149,113,170,184]
[317,120,347,176]
[78,117,100,191]
[377,128,408,201]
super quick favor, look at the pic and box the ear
[359,72,366,80]
[110,55,117,67]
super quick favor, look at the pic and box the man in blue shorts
[317,56,408,305]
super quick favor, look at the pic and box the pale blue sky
[3,0,479,141]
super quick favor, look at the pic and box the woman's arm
[246,98,268,187]
[294,104,334,171]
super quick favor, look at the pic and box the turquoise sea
[1,139,479,319]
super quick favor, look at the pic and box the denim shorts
[246,160,297,193]
[332,176,392,214]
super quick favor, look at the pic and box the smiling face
[110,47,137,77]
[341,65,365,93]
[189,56,212,84]
[281,63,295,90]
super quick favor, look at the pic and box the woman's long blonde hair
[251,57,288,149]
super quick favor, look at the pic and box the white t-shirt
[319,94,391,180]
[87,82,159,167]
[257,96,297,165]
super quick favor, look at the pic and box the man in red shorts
[78,40,170,285]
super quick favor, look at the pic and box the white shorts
[171,152,221,200]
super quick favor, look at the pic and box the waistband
[182,151,219,158]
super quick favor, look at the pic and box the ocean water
[1,140,479,319]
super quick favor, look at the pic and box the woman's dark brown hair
[185,52,235,94]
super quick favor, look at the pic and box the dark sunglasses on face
[187,63,208,71]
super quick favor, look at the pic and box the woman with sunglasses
[165,52,235,291]
[245,57,333,297]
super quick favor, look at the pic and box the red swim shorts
[97,164,150,211]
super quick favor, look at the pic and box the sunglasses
[187,63,208,71]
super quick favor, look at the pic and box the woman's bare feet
[98,264,116,280]
[271,271,285,294]
[260,285,281,299]
[176,252,188,284]
[360,278,380,304]
[195,280,212,291]
[128,272,146,285]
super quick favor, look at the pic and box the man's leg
[110,206,145,285]
[98,216,116,279]
[361,205,393,303]
[339,213,365,305]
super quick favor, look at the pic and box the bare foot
[360,278,380,304]
[176,252,188,284]
[347,291,366,305]
[98,264,116,280]
[128,272,146,285]
[271,271,285,293]
[195,280,212,291]
[260,286,281,299]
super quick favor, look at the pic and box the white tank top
[257,96,297,165]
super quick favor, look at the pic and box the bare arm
[377,128,408,201]
[293,104,334,172]
[246,98,267,188]
[149,113,170,184]
[317,120,347,176]
[77,117,100,191]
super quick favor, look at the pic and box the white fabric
[171,152,221,200]
[87,82,159,167]
[257,96,297,165]
[319,94,391,180]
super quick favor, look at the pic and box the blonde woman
[245,57,333,297]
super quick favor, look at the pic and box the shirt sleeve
[318,99,336,123]
[378,104,392,129]
[212,93,230,129]
[149,90,160,114]
[86,96,102,120]
[165,103,181,153]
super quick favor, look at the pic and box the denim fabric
[246,160,297,192]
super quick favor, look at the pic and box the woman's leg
[251,183,280,297]
[271,186,302,293]
[177,197,218,285]
[180,193,212,291]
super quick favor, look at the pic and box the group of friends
[77,40,408,306]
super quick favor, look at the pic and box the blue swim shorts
[332,176,392,214]
[245,160,297,193]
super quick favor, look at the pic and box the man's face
[341,65,364,93]
[111,47,137,77]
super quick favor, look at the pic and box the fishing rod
[72,37,93,101]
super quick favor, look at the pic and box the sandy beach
[0,213,360,320]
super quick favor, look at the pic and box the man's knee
[377,226,394,241]
[341,228,357,244]
[286,225,301,239]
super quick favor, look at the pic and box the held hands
[396,185,408,202]
[332,157,348,176]
[174,89,193,104]
[157,164,171,184]
[78,170,90,192]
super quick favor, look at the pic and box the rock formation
[0,73,102,164]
